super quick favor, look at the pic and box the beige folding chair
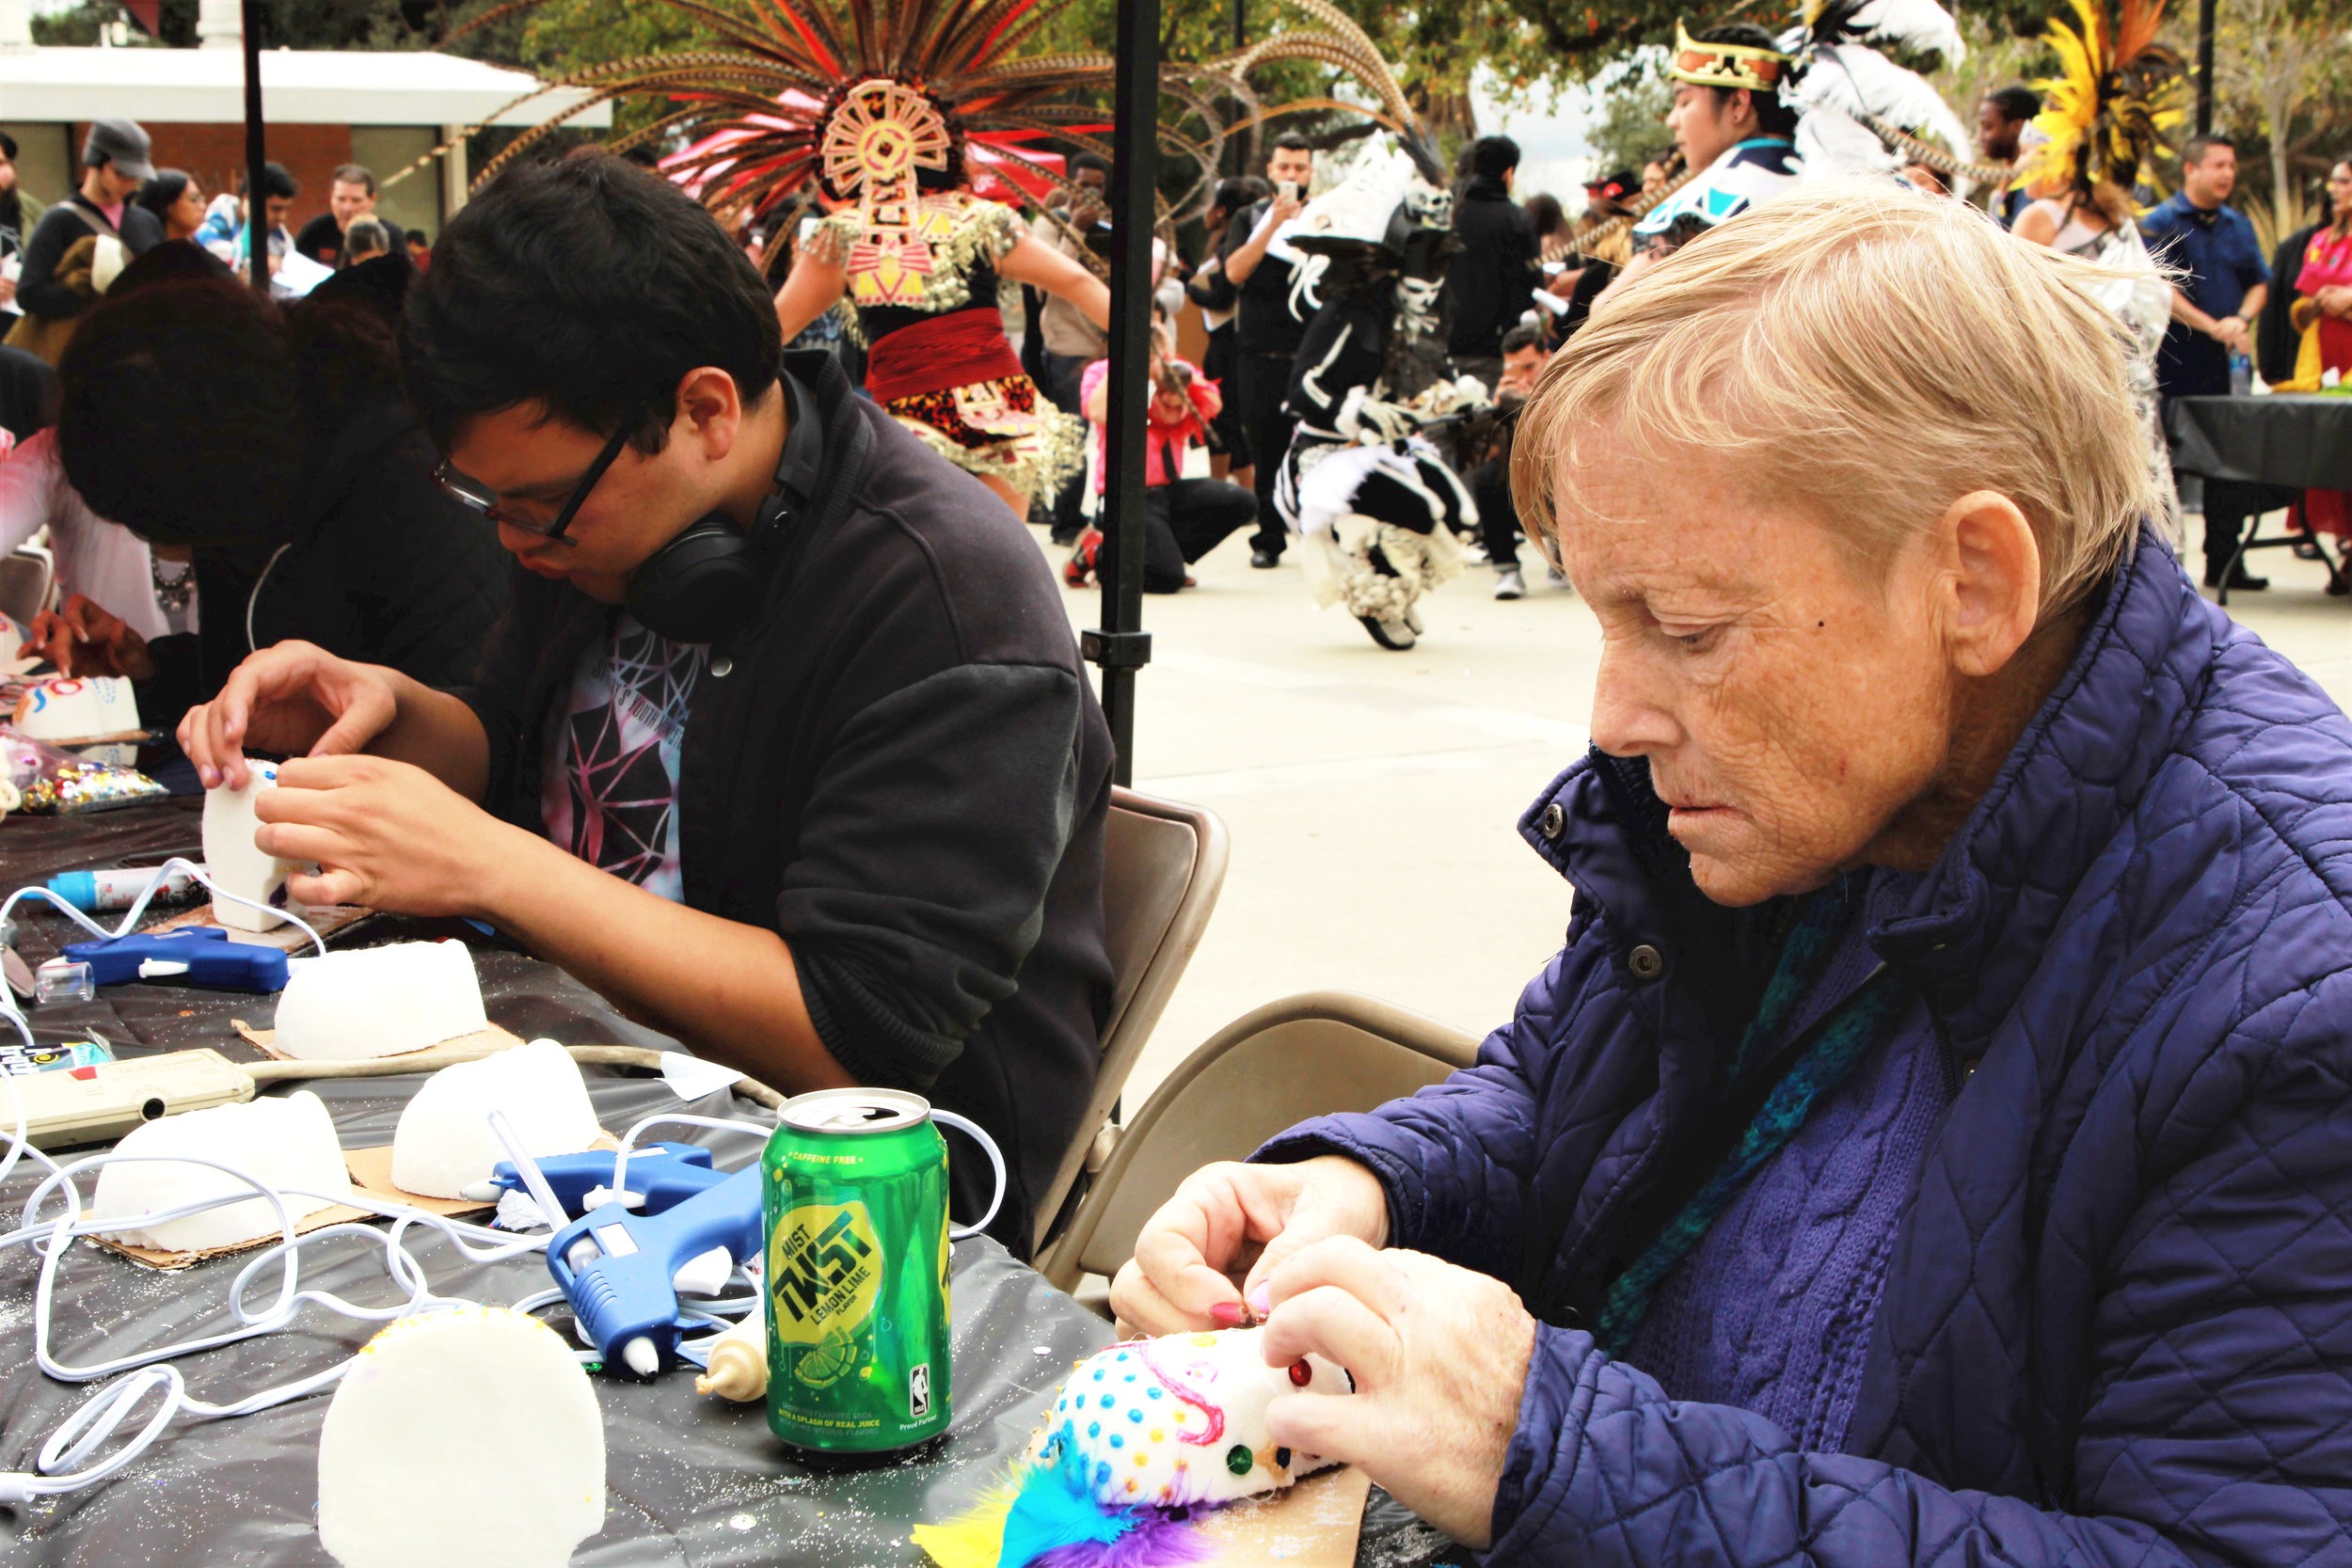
[0,546,54,628]
[1029,785,1231,1256]
[1036,990,1482,1295]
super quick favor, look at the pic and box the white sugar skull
[1042,1327,1354,1509]
[1404,173,1454,232]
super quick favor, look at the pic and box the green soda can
[762,1087,953,1452]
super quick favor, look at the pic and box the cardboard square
[1193,1465,1373,1565]
[229,1021,529,1064]
[82,1197,374,1272]
[144,901,376,951]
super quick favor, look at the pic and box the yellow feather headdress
[2017,0,2183,198]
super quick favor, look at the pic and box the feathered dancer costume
[406,0,1429,500]
[2013,0,2185,538]
[1780,0,1979,189]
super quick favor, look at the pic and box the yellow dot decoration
[1152,1429,1166,1442]
[1190,1335,1217,1348]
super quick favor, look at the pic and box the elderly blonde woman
[1114,182,2352,1564]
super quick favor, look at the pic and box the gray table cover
[2167,393,2352,489]
[0,799,1468,1567]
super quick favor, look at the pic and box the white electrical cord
[0,862,1013,1507]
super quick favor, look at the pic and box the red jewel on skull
[1288,1360,1311,1387]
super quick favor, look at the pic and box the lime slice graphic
[797,1324,862,1388]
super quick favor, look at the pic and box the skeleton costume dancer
[1276,148,1486,651]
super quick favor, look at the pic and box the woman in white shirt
[0,425,197,675]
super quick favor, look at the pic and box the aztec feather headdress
[389,0,1445,259]
[2017,0,2184,197]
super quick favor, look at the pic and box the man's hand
[28,594,152,680]
[1258,1238,1535,1548]
[177,641,400,789]
[2212,313,2250,353]
[253,754,523,916]
[1109,1156,1389,1334]
[1263,189,1305,230]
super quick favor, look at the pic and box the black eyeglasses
[434,420,634,546]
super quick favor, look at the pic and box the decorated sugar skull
[1042,1327,1352,1510]
[913,1326,1355,1568]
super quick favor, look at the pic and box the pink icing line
[1135,1340,1223,1447]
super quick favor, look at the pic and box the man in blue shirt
[1975,86,2039,229]
[2139,134,2276,591]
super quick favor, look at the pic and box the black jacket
[448,351,1114,1254]
[1219,202,1322,359]
[189,386,509,700]
[17,197,164,321]
[1444,177,1539,359]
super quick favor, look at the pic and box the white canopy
[0,46,611,128]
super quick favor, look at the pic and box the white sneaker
[1359,613,1417,650]
[1493,567,1526,600]
[1546,564,1570,589]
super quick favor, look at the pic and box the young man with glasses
[177,152,1115,1254]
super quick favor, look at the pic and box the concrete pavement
[1041,519,2352,1111]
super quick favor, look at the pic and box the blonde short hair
[1511,179,2157,618]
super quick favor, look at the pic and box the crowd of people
[0,15,2343,1557]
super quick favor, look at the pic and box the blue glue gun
[479,1143,731,1218]
[547,1164,764,1378]
[58,927,290,992]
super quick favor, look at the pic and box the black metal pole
[1082,0,1159,786]
[2195,0,2216,135]
[1228,0,1248,176]
[241,0,269,297]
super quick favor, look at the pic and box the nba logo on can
[909,1364,931,1419]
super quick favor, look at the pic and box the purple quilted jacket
[1261,529,2352,1564]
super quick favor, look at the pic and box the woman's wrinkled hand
[1109,1156,1390,1335]
[1259,1237,1535,1548]
[29,594,152,681]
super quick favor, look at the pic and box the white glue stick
[47,866,206,912]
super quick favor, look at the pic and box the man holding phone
[1218,133,1320,568]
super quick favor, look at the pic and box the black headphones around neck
[625,370,825,646]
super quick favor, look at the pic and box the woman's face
[169,182,206,239]
[1554,454,1961,906]
[2332,162,2352,221]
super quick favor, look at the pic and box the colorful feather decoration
[2019,0,2183,199]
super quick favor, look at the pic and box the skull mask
[1403,173,1454,232]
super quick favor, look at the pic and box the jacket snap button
[1628,944,1664,980]
[1539,802,1565,840]
[709,655,734,677]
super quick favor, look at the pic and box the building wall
[0,122,74,211]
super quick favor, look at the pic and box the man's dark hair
[0,132,16,162]
[109,238,232,298]
[405,228,428,246]
[404,150,781,455]
[1523,191,1565,236]
[135,170,193,222]
[2182,133,2235,168]
[1500,323,1543,356]
[1270,132,1313,157]
[1211,177,1255,218]
[240,161,298,201]
[1471,135,1521,180]
[57,279,303,546]
[332,163,377,196]
[1071,151,1111,179]
[1986,85,2041,123]
[1693,24,1802,140]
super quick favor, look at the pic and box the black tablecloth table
[2167,393,2352,601]
[0,800,1470,1567]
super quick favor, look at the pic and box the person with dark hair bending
[1219,131,1322,568]
[176,152,1114,1256]
[1632,23,1802,249]
[51,275,506,744]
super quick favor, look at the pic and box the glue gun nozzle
[621,1336,660,1377]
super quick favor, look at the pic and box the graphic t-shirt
[540,615,704,901]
